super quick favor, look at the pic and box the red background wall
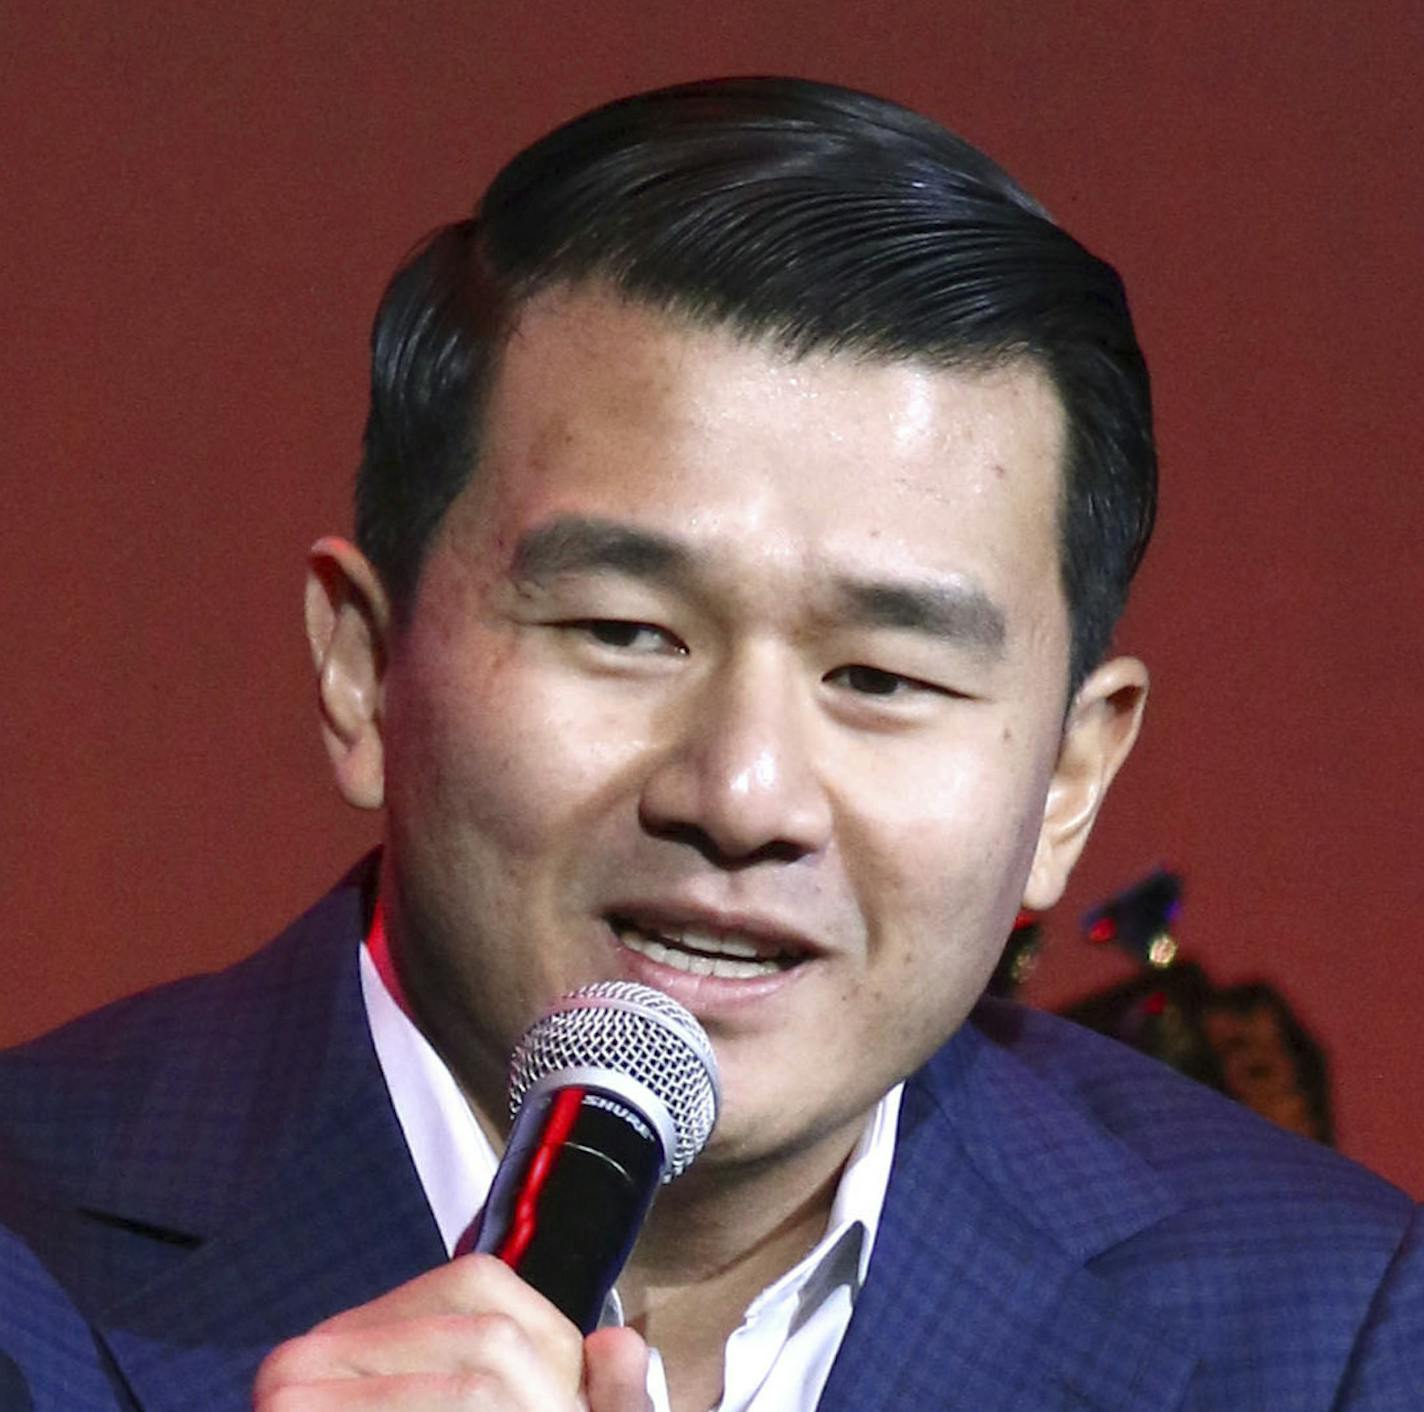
[3,1,1420,1195]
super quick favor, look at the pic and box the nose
[638,650,833,864]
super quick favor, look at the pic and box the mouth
[608,914,810,981]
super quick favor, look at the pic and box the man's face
[356,286,1137,1174]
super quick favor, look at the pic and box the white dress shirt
[360,941,902,1412]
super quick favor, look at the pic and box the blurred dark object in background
[1015,871,1334,1145]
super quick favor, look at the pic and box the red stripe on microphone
[493,1085,587,1268]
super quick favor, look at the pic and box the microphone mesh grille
[508,982,720,1180]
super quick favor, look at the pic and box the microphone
[472,981,721,1333]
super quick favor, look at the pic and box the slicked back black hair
[356,77,1156,695]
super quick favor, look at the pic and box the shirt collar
[740,1080,903,1337]
[361,910,498,1256]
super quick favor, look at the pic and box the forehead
[439,286,1068,642]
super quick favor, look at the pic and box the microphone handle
[473,1083,665,1333]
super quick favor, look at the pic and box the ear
[1022,656,1148,912]
[304,537,391,811]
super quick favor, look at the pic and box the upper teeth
[666,928,762,959]
[617,923,792,978]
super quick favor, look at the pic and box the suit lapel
[54,866,446,1412]
[818,1014,1200,1412]
[95,1082,443,1412]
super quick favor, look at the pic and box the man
[1,78,1418,1411]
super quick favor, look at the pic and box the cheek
[385,641,652,866]
[838,731,1051,943]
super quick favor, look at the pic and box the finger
[255,1257,586,1406]
[314,1255,567,1337]
[582,1327,653,1412]
[256,1368,537,1410]
[257,1328,576,1411]
[311,1254,582,1382]
[257,1311,536,1385]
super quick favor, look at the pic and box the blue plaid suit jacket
[1,865,1419,1410]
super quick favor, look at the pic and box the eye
[567,619,685,655]
[827,664,922,697]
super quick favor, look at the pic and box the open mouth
[609,915,805,980]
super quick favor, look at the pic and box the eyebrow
[831,577,1007,657]
[510,516,691,585]
[509,513,1007,655]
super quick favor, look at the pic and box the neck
[613,1124,861,1409]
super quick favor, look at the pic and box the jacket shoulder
[967,998,1412,1224]
[948,1001,1421,1408]
[0,866,369,1216]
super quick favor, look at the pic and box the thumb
[583,1326,653,1412]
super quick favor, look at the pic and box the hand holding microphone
[254,984,719,1410]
